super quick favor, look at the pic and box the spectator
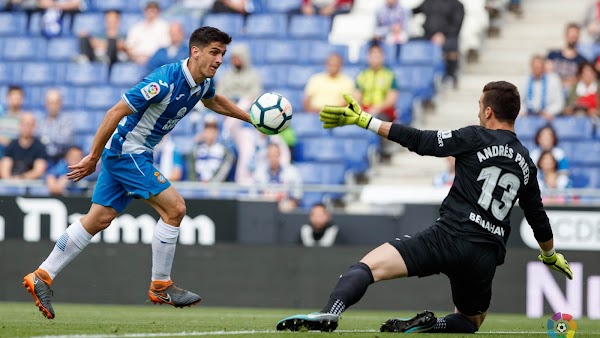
[507,0,523,16]
[519,55,565,121]
[374,0,410,60]
[0,113,47,180]
[355,42,399,122]
[211,0,255,15]
[154,134,185,182]
[253,143,302,212]
[433,156,455,187]
[163,0,215,19]
[547,23,588,93]
[529,125,569,173]
[582,0,600,42]
[299,203,339,247]
[232,128,291,184]
[146,22,188,72]
[537,150,571,204]
[303,53,354,113]
[217,43,262,111]
[413,0,464,88]
[191,115,235,182]
[297,0,352,16]
[565,62,600,117]
[0,85,26,157]
[46,145,94,195]
[125,1,170,65]
[38,0,88,37]
[77,9,126,68]
[37,89,74,164]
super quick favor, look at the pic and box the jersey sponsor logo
[158,79,169,88]
[141,82,160,100]
[176,94,185,100]
[154,171,166,183]
[436,130,452,147]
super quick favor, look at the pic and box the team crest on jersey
[176,107,187,118]
[141,82,160,100]
[154,171,166,183]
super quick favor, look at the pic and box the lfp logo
[547,312,577,337]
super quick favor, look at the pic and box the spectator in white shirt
[125,1,170,65]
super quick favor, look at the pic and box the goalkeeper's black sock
[429,313,478,333]
[320,262,374,316]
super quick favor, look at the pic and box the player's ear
[485,106,494,120]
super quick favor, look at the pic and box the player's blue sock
[430,314,478,333]
[320,262,374,316]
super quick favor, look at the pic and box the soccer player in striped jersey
[23,26,253,319]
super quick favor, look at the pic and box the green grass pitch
[1,302,599,337]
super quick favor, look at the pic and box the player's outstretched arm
[319,93,393,136]
[538,239,573,280]
[67,100,133,182]
[202,94,251,124]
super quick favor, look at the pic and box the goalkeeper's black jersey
[388,124,553,258]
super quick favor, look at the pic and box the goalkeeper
[276,81,573,334]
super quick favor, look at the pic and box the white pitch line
[32,330,564,338]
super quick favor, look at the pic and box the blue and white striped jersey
[108,58,215,154]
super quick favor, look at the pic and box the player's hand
[538,251,573,280]
[319,94,373,129]
[66,154,98,182]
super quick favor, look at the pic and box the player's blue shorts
[91,148,170,213]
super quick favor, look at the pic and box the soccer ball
[249,92,293,135]
[556,321,568,333]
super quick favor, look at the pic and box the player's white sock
[151,219,180,282]
[39,220,92,280]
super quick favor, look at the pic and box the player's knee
[167,199,186,224]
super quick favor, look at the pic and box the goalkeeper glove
[538,251,573,280]
[319,94,375,130]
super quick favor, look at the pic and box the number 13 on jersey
[477,166,521,221]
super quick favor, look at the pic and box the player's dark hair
[535,125,559,147]
[537,150,558,171]
[189,26,232,54]
[482,81,520,123]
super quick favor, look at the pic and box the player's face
[193,42,226,79]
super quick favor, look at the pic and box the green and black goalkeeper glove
[319,94,373,129]
[538,251,573,280]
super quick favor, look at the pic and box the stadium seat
[514,115,548,141]
[343,64,363,79]
[551,116,594,141]
[264,0,301,13]
[329,14,376,62]
[245,14,287,38]
[73,13,105,36]
[65,62,109,85]
[109,62,147,86]
[76,133,96,152]
[51,85,86,110]
[90,0,140,13]
[343,138,371,173]
[62,110,99,134]
[19,62,62,85]
[84,86,121,110]
[289,15,331,40]
[357,43,398,65]
[297,40,348,65]
[202,14,245,38]
[46,38,80,61]
[569,167,600,188]
[396,91,415,125]
[293,113,329,137]
[245,39,266,65]
[0,62,12,85]
[254,64,288,90]
[570,142,600,167]
[286,65,321,89]
[2,37,47,61]
[400,40,443,66]
[0,12,26,36]
[295,136,345,162]
[296,161,346,185]
[28,186,50,196]
[0,185,27,196]
[394,65,436,100]
[262,40,298,64]
[301,192,325,209]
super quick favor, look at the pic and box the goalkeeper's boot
[380,310,437,333]
[23,269,55,319]
[276,312,339,332]
[148,280,201,307]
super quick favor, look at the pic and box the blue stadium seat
[394,65,436,100]
[245,39,266,65]
[286,65,321,89]
[295,162,322,185]
[569,167,599,188]
[396,91,415,125]
[245,14,287,38]
[254,65,288,90]
[300,192,325,209]
[0,62,12,85]
[357,43,398,65]
[19,63,62,85]
[551,116,594,141]
[46,38,79,61]
[62,110,99,134]
[331,125,366,138]
[570,142,600,167]
[343,64,363,80]
[343,138,371,173]
[400,40,443,66]
[110,62,147,86]
[264,0,301,13]
[51,85,86,110]
[296,161,346,185]
[289,15,331,39]
[293,113,329,137]
[0,186,27,196]
[262,40,299,64]
[65,63,109,85]
[91,0,140,13]
[514,115,548,141]
[295,136,345,162]
[73,13,105,36]
[2,37,47,61]
[297,40,348,65]
[0,12,26,36]
[84,86,121,110]
[76,133,96,152]
[29,186,50,196]
[202,14,245,38]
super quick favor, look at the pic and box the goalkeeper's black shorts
[389,222,499,316]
